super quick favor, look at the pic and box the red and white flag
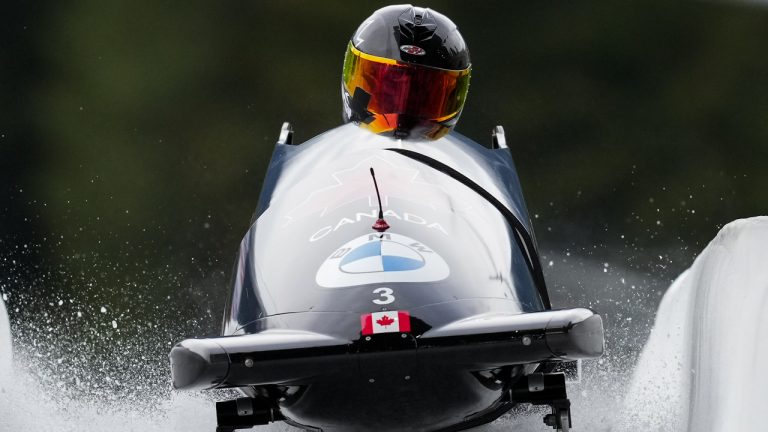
[361,311,411,335]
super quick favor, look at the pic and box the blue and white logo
[339,240,425,273]
[316,233,449,288]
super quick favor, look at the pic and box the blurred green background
[1,0,767,397]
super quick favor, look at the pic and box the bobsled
[170,123,604,432]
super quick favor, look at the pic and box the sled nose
[170,338,229,390]
[170,330,352,390]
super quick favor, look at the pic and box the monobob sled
[170,122,604,432]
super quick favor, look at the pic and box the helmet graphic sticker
[399,45,426,56]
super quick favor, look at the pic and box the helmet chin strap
[394,127,410,139]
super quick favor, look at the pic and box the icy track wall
[0,295,14,431]
[621,217,768,432]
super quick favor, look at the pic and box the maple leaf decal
[376,315,395,327]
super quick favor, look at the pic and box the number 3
[372,287,395,305]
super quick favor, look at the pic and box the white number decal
[372,287,395,305]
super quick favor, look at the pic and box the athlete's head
[342,5,471,140]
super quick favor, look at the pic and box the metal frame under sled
[512,372,572,432]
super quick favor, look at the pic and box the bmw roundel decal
[339,240,425,273]
[316,233,449,288]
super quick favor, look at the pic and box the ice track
[2,217,767,431]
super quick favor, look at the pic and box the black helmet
[342,5,471,140]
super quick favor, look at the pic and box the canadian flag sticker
[361,311,411,335]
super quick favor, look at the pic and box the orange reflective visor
[342,42,471,123]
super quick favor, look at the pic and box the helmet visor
[342,42,470,133]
